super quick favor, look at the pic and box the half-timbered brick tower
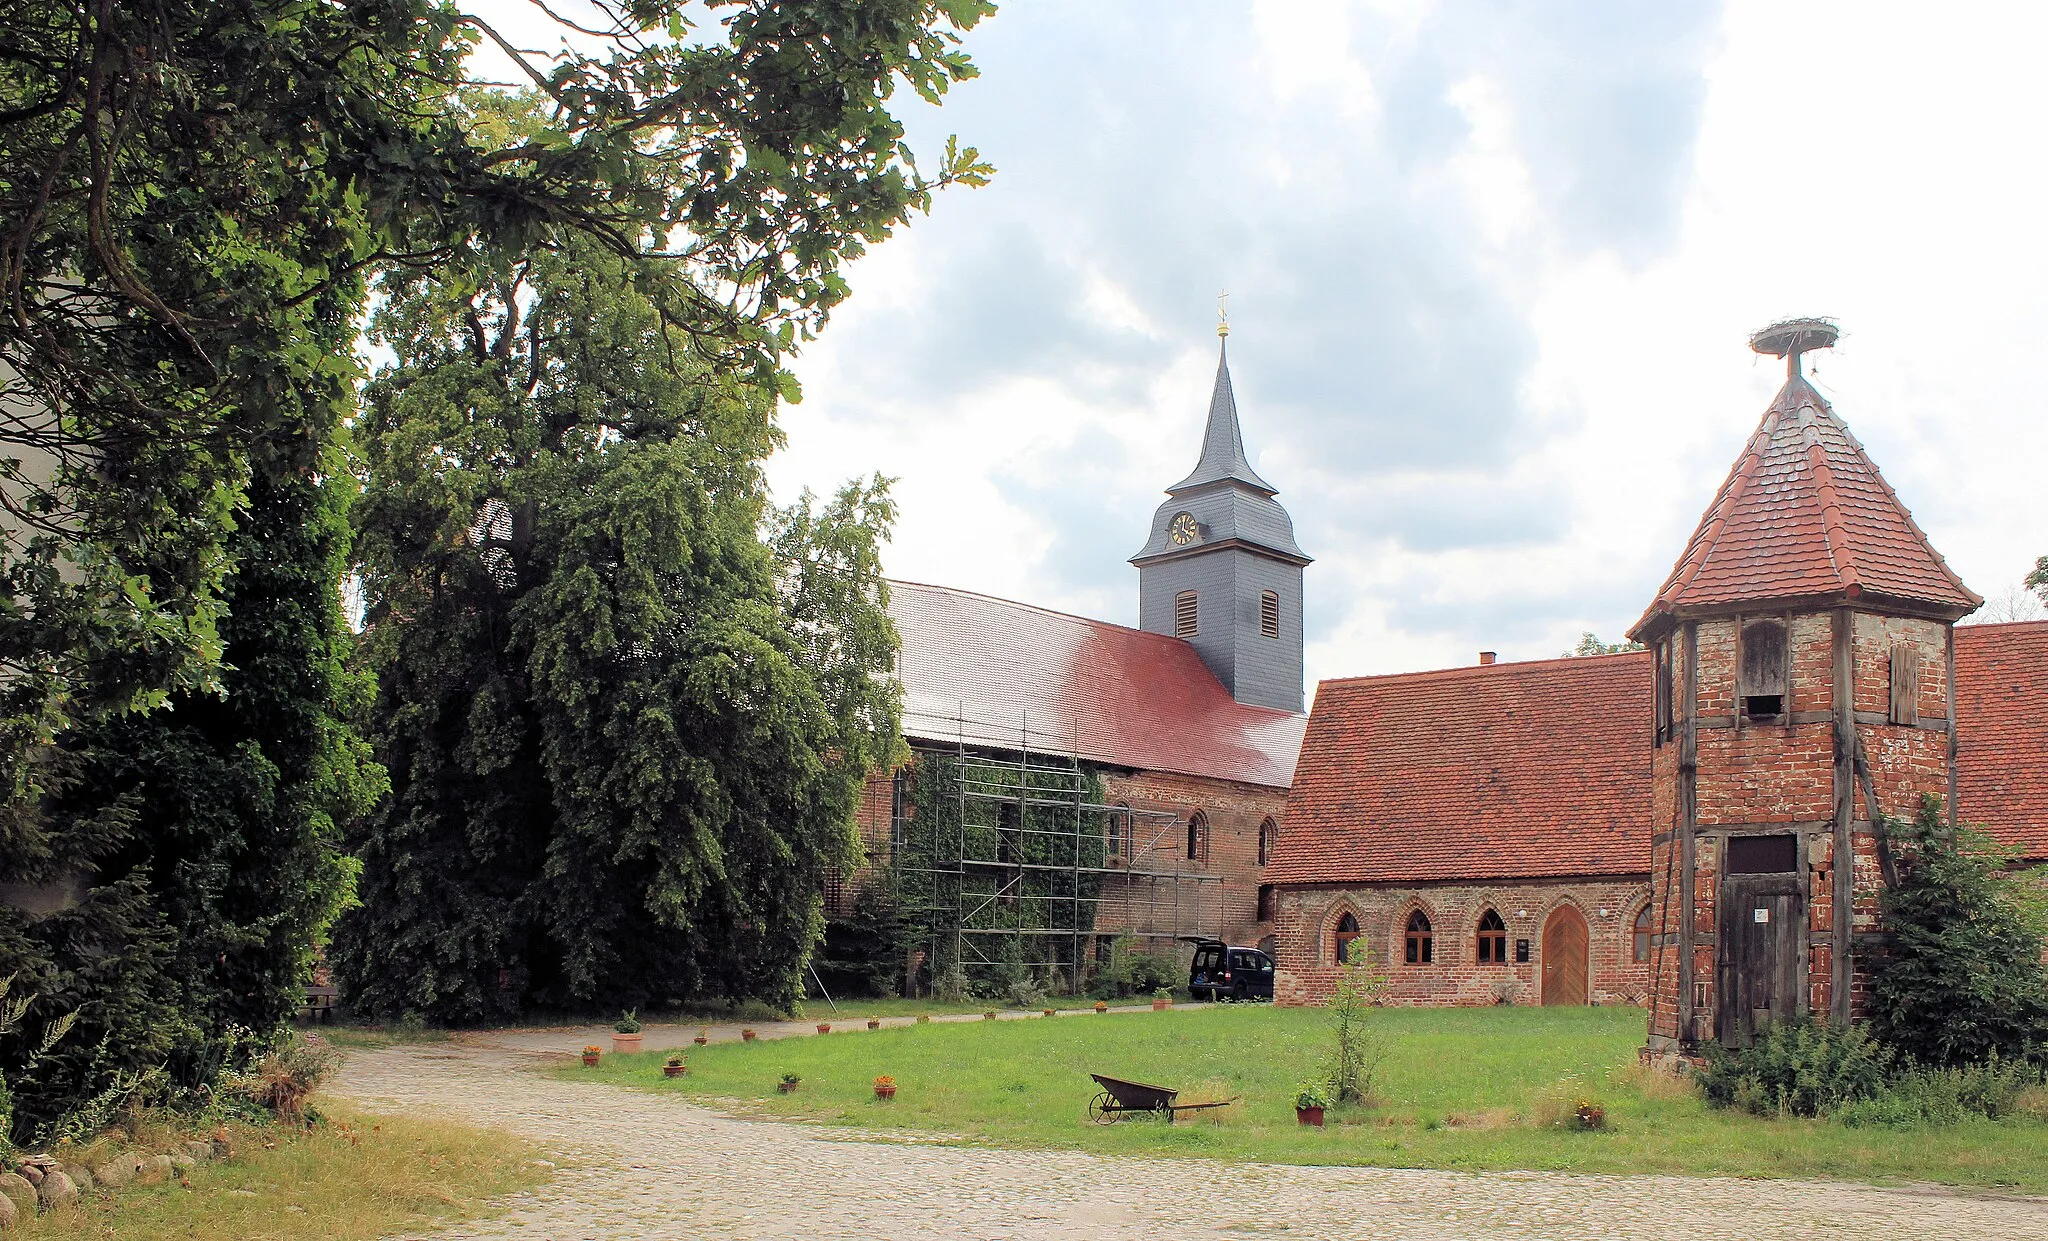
[1630,320,1982,1053]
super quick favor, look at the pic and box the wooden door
[1541,906,1589,1006]
[1716,875,1803,1047]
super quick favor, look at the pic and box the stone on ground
[0,1172,33,1217]
[0,1190,16,1230]
[36,1170,77,1212]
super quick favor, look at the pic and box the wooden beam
[1946,624,1959,832]
[1679,619,1699,1044]
[1835,611,1857,1021]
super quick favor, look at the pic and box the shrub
[1123,953,1179,997]
[1696,1018,1891,1118]
[1869,795,2048,1067]
[1834,1057,2044,1128]
[228,1034,341,1127]
[613,1010,642,1035]
[1323,938,1390,1106]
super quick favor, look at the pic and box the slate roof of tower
[1954,620,2048,861]
[1170,342,1276,494]
[1266,652,1654,885]
[1632,375,1980,639]
[887,580,1307,789]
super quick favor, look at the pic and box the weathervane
[1217,289,1230,338]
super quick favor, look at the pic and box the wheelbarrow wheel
[1087,1091,1118,1124]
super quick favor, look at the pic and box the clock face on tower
[1168,511,1200,546]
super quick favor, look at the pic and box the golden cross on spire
[1217,288,1230,338]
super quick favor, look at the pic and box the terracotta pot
[816,1023,831,1034]
[916,1015,930,1024]
[694,1035,709,1046]
[778,1081,799,1094]
[742,1029,758,1042]
[611,1032,643,1054]
[983,1011,998,1021]
[581,1053,600,1067]
[874,1085,897,1101]
[1151,999,1169,1012]
[1042,1008,1056,1017]
[867,1019,881,1030]
[1296,1106,1325,1128]
[663,1064,687,1078]
[1094,1003,1108,1014]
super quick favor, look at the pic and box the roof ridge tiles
[1314,648,1649,691]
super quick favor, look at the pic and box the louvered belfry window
[1260,590,1280,638]
[1174,590,1198,638]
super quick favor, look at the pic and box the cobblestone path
[335,1033,2048,1241]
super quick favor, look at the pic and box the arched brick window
[1404,909,1434,965]
[1185,811,1209,864]
[1632,903,1653,964]
[1333,911,1359,964]
[1476,908,1507,964]
[1258,817,1278,865]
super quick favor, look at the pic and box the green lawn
[567,1005,2048,1192]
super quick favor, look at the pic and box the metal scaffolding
[887,704,1223,995]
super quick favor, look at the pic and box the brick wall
[1647,609,1956,1048]
[1270,878,1653,1007]
[1098,769,1288,951]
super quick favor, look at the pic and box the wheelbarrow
[1086,1073,1238,1124]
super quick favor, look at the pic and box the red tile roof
[1633,376,1979,639]
[887,580,1306,789]
[1267,652,1653,885]
[1954,621,2048,861]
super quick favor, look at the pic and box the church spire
[1168,336,1277,496]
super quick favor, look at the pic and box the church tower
[1131,322,1311,713]
[1631,320,1980,1053]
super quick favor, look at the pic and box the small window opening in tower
[1260,590,1280,639]
[1174,590,1198,638]
[1185,810,1209,863]
[1257,816,1277,865]
[1738,618,1788,719]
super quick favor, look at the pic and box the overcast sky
[493,1,2048,685]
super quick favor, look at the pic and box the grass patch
[16,1102,547,1241]
[568,1005,2048,1191]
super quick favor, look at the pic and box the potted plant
[663,1053,688,1079]
[983,1009,998,1021]
[867,1017,881,1031]
[916,1014,930,1024]
[1093,1000,1108,1014]
[581,1045,602,1067]
[611,1009,644,1054]
[741,1028,758,1042]
[1151,987,1172,1012]
[816,1021,832,1034]
[1294,1082,1328,1128]
[873,1075,897,1101]
[694,1027,710,1046]
[1042,1007,1056,1017]
[777,1072,801,1094]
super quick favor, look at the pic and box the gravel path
[334,1028,2048,1241]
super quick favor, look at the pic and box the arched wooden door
[1541,906,1589,1006]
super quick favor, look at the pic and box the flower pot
[1042,1008,1056,1017]
[983,1011,998,1021]
[1296,1106,1325,1127]
[816,1023,831,1034]
[1093,1003,1108,1014]
[694,1035,709,1046]
[867,1019,881,1030]
[916,1015,930,1023]
[1151,999,1169,1012]
[581,1053,601,1067]
[611,1032,643,1054]
[874,1085,897,1101]
[742,1029,758,1042]
[663,1064,687,1078]
[778,1081,799,1094]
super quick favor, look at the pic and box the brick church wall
[1272,879,1653,1008]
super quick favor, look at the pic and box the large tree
[337,230,902,1018]
[1,0,985,1130]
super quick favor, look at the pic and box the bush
[1696,1018,1892,1118]
[227,1033,342,1128]
[1834,1058,2043,1128]
[1869,795,2048,1067]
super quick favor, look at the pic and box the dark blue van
[1184,938,1275,1002]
